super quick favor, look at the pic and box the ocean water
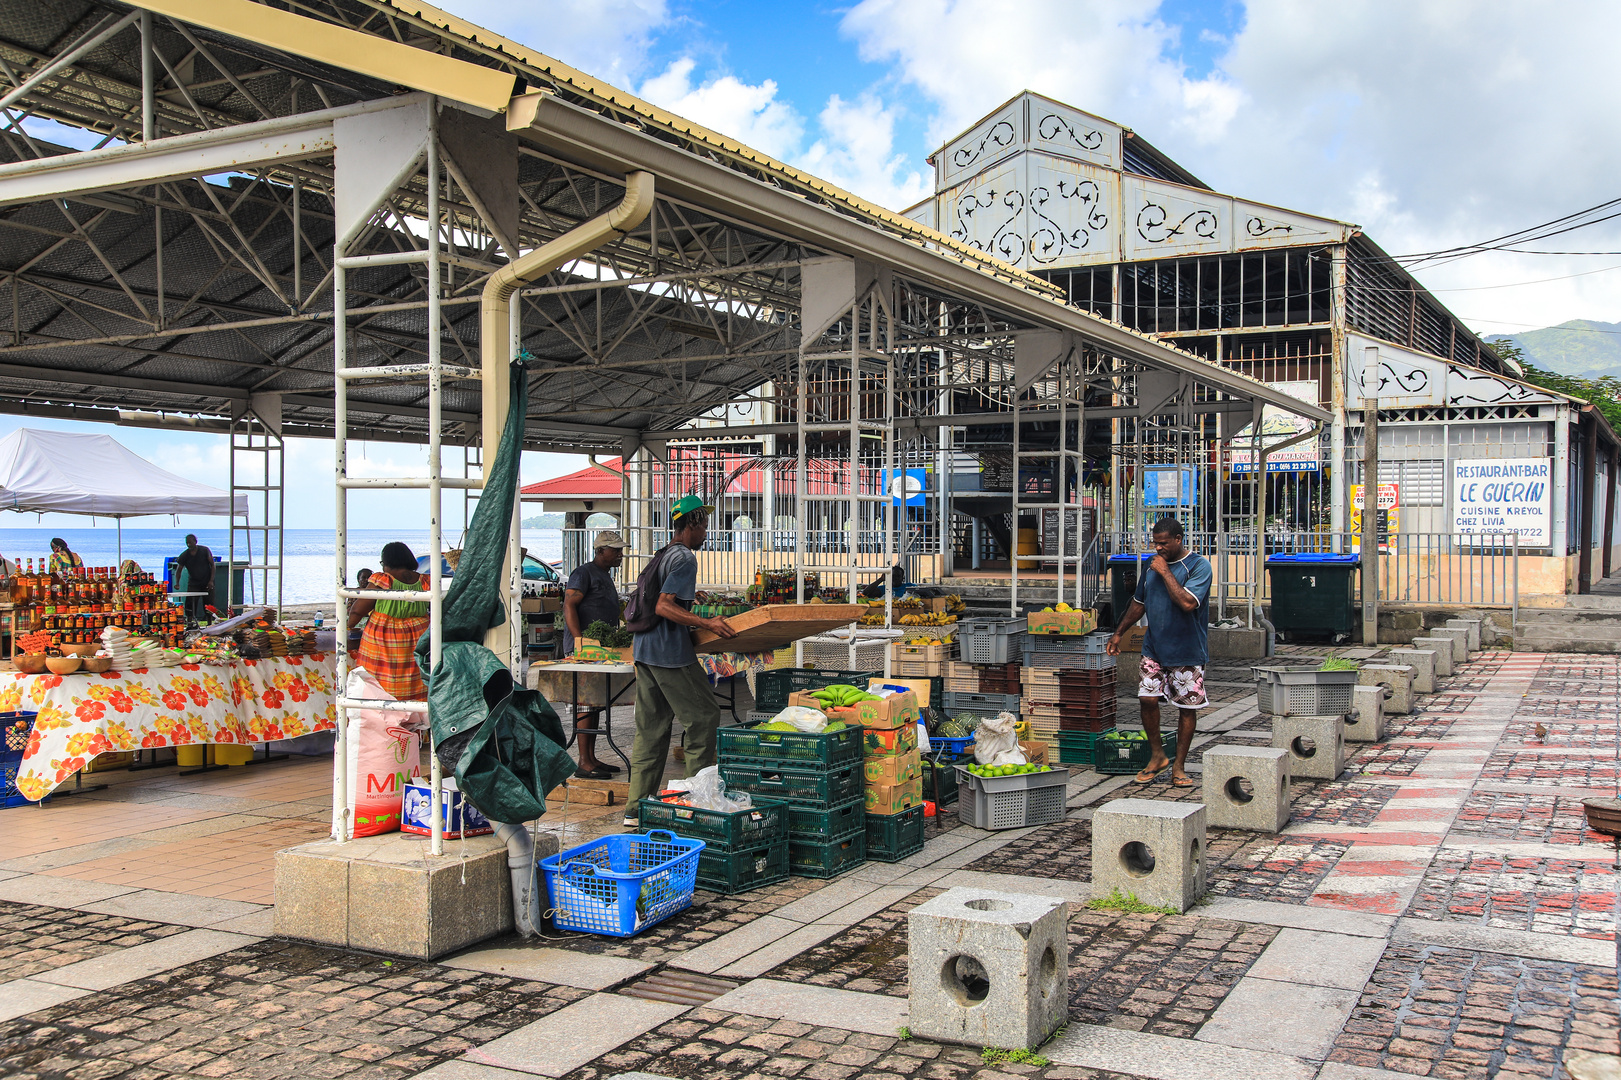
[0,528,564,606]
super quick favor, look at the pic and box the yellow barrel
[1017,527,1040,570]
[216,744,255,766]
[175,744,207,768]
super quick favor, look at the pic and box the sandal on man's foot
[1172,774,1195,788]
[1134,765,1166,784]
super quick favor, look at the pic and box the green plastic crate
[784,798,864,843]
[695,840,789,895]
[718,760,864,808]
[865,804,925,863]
[787,832,866,878]
[717,721,862,768]
[1094,729,1179,775]
[753,667,881,713]
[637,796,785,849]
[922,759,960,805]
[1053,729,1116,767]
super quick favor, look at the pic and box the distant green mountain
[521,513,564,529]
[1489,320,1621,379]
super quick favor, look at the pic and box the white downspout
[476,171,654,937]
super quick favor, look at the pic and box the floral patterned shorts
[1138,656,1209,710]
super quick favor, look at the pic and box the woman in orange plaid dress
[346,542,428,700]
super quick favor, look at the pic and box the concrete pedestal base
[1202,746,1290,832]
[1208,627,1267,660]
[1359,664,1414,715]
[1445,618,1482,652]
[1347,685,1387,743]
[1270,714,1346,781]
[1411,638,1456,677]
[274,830,558,959]
[1387,648,1436,694]
[1430,628,1470,664]
[1091,799,1206,913]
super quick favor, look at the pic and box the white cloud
[800,93,932,211]
[438,0,671,85]
[639,58,805,160]
[840,0,1621,330]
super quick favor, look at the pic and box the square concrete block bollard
[1346,684,1387,743]
[1388,648,1437,694]
[907,887,1069,1051]
[1445,618,1483,652]
[1271,714,1346,781]
[1411,637,1456,677]
[1091,799,1206,913]
[1359,664,1414,715]
[1430,627,1470,663]
[1202,746,1291,832]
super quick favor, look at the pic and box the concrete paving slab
[1245,928,1388,991]
[713,920,847,979]
[932,869,1092,905]
[1196,976,1361,1059]
[441,947,652,990]
[32,929,257,991]
[0,869,25,882]
[705,978,908,1036]
[412,1063,540,1080]
[1393,918,1616,966]
[0,875,140,909]
[811,883,921,926]
[1197,897,1394,939]
[1046,1021,1317,1080]
[664,915,800,975]
[896,829,981,867]
[78,889,266,928]
[769,877,881,924]
[0,836,165,873]
[0,977,92,1022]
[1442,839,1618,861]
[210,908,275,936]
[464,991,687,1077]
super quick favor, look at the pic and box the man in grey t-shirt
[624,496,737,824]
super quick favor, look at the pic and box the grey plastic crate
[954,765,1069,830]
[1253,666,1359,716]
[941,691,1022,720]
[957,618,1029,665]
[1023,636,1118,670]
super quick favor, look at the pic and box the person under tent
[174,534,216,621]
[346,542,429,701]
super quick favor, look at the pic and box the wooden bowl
[80,656,113,673]
[1581,797,1621,838]
[13,654,47,674]
[45,655,82,675]
[62,643,99,657]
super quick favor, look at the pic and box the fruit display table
[1,654,337,801]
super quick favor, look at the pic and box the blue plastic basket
[1,713,37,809]
[540,830,704,937]
[929,734,976,755]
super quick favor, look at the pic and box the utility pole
[1361,398,1379,645]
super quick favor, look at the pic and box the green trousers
[627,661,722,810]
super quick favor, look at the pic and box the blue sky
[6,1,1620,534]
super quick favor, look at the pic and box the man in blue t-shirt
[624,495,737,823]
[1107,517,1213,788]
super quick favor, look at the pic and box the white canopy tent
[0,428,246,560]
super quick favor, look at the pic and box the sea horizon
[0,527,565,606]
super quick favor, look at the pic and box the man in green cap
[624,495,737,824]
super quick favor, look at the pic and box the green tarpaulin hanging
[418,362,575,823]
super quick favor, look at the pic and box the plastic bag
[333,666,423,838]
[772,705,829,732]
[972,711,1027,767]
[680,764,753,812]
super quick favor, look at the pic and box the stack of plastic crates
[746,666,880,724]
[1021,633,1118,759]
[540,830,704,936]
[638,788,788,895]
[889,639,953,678]
[1,712,36,809]
[865,801,925,862]
[717,717,865,879]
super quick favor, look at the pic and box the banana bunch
[810,684,879,709]
[899,612,956,626]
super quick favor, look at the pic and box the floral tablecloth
[2,654,337,800]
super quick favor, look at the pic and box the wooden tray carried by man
[693,604,865,653]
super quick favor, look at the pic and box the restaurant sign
[1452,458,1551,546]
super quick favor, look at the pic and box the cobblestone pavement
[2,643,1619,1080]
[1328,943,1618,1079]
[0,904,189,982]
